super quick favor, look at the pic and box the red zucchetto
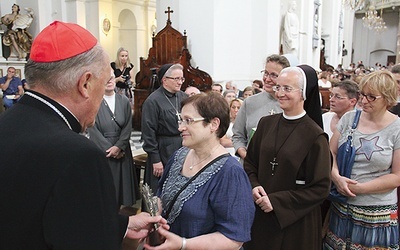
[29,21,97,62]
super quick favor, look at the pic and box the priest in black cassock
[0,21,166,249]
[244,65,331,250]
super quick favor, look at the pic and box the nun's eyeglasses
[360,92,382,102]
[165,76,185,83]
[272,85,302,93]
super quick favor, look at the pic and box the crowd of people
[2,20,400,250]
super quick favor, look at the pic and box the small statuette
[142,184,165,246]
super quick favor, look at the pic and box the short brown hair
[332,80,359,100]
[181,92,229,138]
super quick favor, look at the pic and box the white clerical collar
[283,110,306,120]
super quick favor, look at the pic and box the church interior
[2,1,400,249]
[1,0,400,89]
[1,0,399,131]
[0,2,394,146]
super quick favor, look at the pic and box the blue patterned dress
[157,147,255,242]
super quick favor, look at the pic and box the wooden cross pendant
[270,157,278,175]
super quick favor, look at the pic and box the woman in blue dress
[145,92,255,250]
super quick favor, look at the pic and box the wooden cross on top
[165,6,173,23]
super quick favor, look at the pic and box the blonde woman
[111,47,135,102]
[324,70,400,249]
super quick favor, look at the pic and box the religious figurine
[281,1,299,56]
[0,4,34,60]
[142,183,165,246]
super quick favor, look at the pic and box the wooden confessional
[133,7,212,131]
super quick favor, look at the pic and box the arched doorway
[118,9,138,76]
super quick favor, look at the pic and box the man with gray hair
[0,21,166,249]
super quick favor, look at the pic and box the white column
[297,0,321,69]
[342,7,355,68]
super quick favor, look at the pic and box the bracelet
[180,237,186,250]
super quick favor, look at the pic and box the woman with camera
[111,47,134,103]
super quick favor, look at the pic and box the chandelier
[361,3,387,33]
[373,15,387,33]
[362,5,380,28]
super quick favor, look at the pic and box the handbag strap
[348,109,361,141]
[165,153,230,219]
[351,109,361,129]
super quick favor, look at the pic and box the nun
[141,63,188,193]
[244,65,331,250]
[87,71,139,208]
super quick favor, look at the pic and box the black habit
[141,86,187,192]
[0,91,127,249]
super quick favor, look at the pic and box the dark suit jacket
[0,91,127,249]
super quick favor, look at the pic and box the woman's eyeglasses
[178,117,205,126]
[360,92,382,102]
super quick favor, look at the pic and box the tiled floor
[130,130,143,151]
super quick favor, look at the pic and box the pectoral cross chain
[270,157,278,175]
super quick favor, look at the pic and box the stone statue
[282,1,299,56]
[0,4,34,60]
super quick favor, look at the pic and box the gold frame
[102,18,111,35]
[15,69,21,78]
